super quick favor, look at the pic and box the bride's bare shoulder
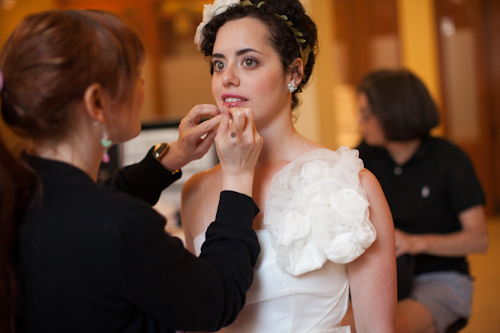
[296,136,324,153]
[182,164,221,197]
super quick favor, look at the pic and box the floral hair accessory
[242,1,310,66]
[273,13,310,67]
[194,0,240,50]
[194,0,310,67]
[0,71,3,93]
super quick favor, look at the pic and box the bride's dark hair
[200,0,318,110]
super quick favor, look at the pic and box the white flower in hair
[194,0,240,50]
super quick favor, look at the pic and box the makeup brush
[229,105,236,137]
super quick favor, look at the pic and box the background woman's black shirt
[357,136,485,276]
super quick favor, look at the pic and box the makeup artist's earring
[0,70,4,93]
[288,82,297,93]
[100,124,112,163]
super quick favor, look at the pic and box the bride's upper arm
[346,169,396,332]
[359,169,393,236]
[358,168,395,262]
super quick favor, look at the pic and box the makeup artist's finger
[215,109,230,141]
[228,108,247,137]
[190,114,222,140]
[195,128,218,155]
[243,108,262,151]
[221,104,230,116]
[182,104,220,126]
[240,107,255,134]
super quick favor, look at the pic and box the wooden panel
[333,0,400,86]
[435,0,496,215]
[482,0,500,213]
[333,0,367,85]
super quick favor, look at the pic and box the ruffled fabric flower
[264,147,376,276]
[194,0,240,50]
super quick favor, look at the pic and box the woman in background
[0,9,263,333]
[356,69,488,333]
[182,1,396,332]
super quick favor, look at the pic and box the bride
[182,0,396,332]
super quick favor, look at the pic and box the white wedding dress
[192,148,376,333]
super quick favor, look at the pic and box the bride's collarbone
[203,163,282,230]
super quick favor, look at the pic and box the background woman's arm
[394,204,488,257]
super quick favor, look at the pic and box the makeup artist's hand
[160,104,222,171]
[216,106,263,197]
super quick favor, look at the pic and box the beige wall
[397,0,441,107]
[397,0,443,136]
[295,0,338,150]
[0,0,56,149]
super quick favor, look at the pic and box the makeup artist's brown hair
[1,9,145,143]
[0,138,35,333]
[0,9,144,332]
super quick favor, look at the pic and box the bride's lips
[222,94,248,108]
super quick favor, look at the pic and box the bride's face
[211,17,292,128]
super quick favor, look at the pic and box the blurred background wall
[1,0,499,215]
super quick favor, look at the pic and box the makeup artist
[0,9,263,333]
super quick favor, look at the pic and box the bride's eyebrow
[236,48,262,56]
[212,48,263,59]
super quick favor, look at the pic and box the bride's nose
[222,65,240,87]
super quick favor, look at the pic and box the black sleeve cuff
[215,191,260,228]
[102,146,182,206]
[139,146,183,186]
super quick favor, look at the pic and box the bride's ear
[289,58,304,87]
[83,83,110,123]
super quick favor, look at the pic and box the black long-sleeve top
[17,152,260,333]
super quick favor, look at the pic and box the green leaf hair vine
[240,1,310,67]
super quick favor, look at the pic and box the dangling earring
[100,124,112,163]
[288,82,297,93]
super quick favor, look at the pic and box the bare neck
[255,119,321,167]
[34,133,104,182]
[385,139,422,166]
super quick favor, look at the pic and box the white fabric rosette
[264,147,377,276]
[194,0,240,50]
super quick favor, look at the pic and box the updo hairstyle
[0,10,145,143]
[200,0,318,110]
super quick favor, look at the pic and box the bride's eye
[243,58,258,67]
[213,60,226,71]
